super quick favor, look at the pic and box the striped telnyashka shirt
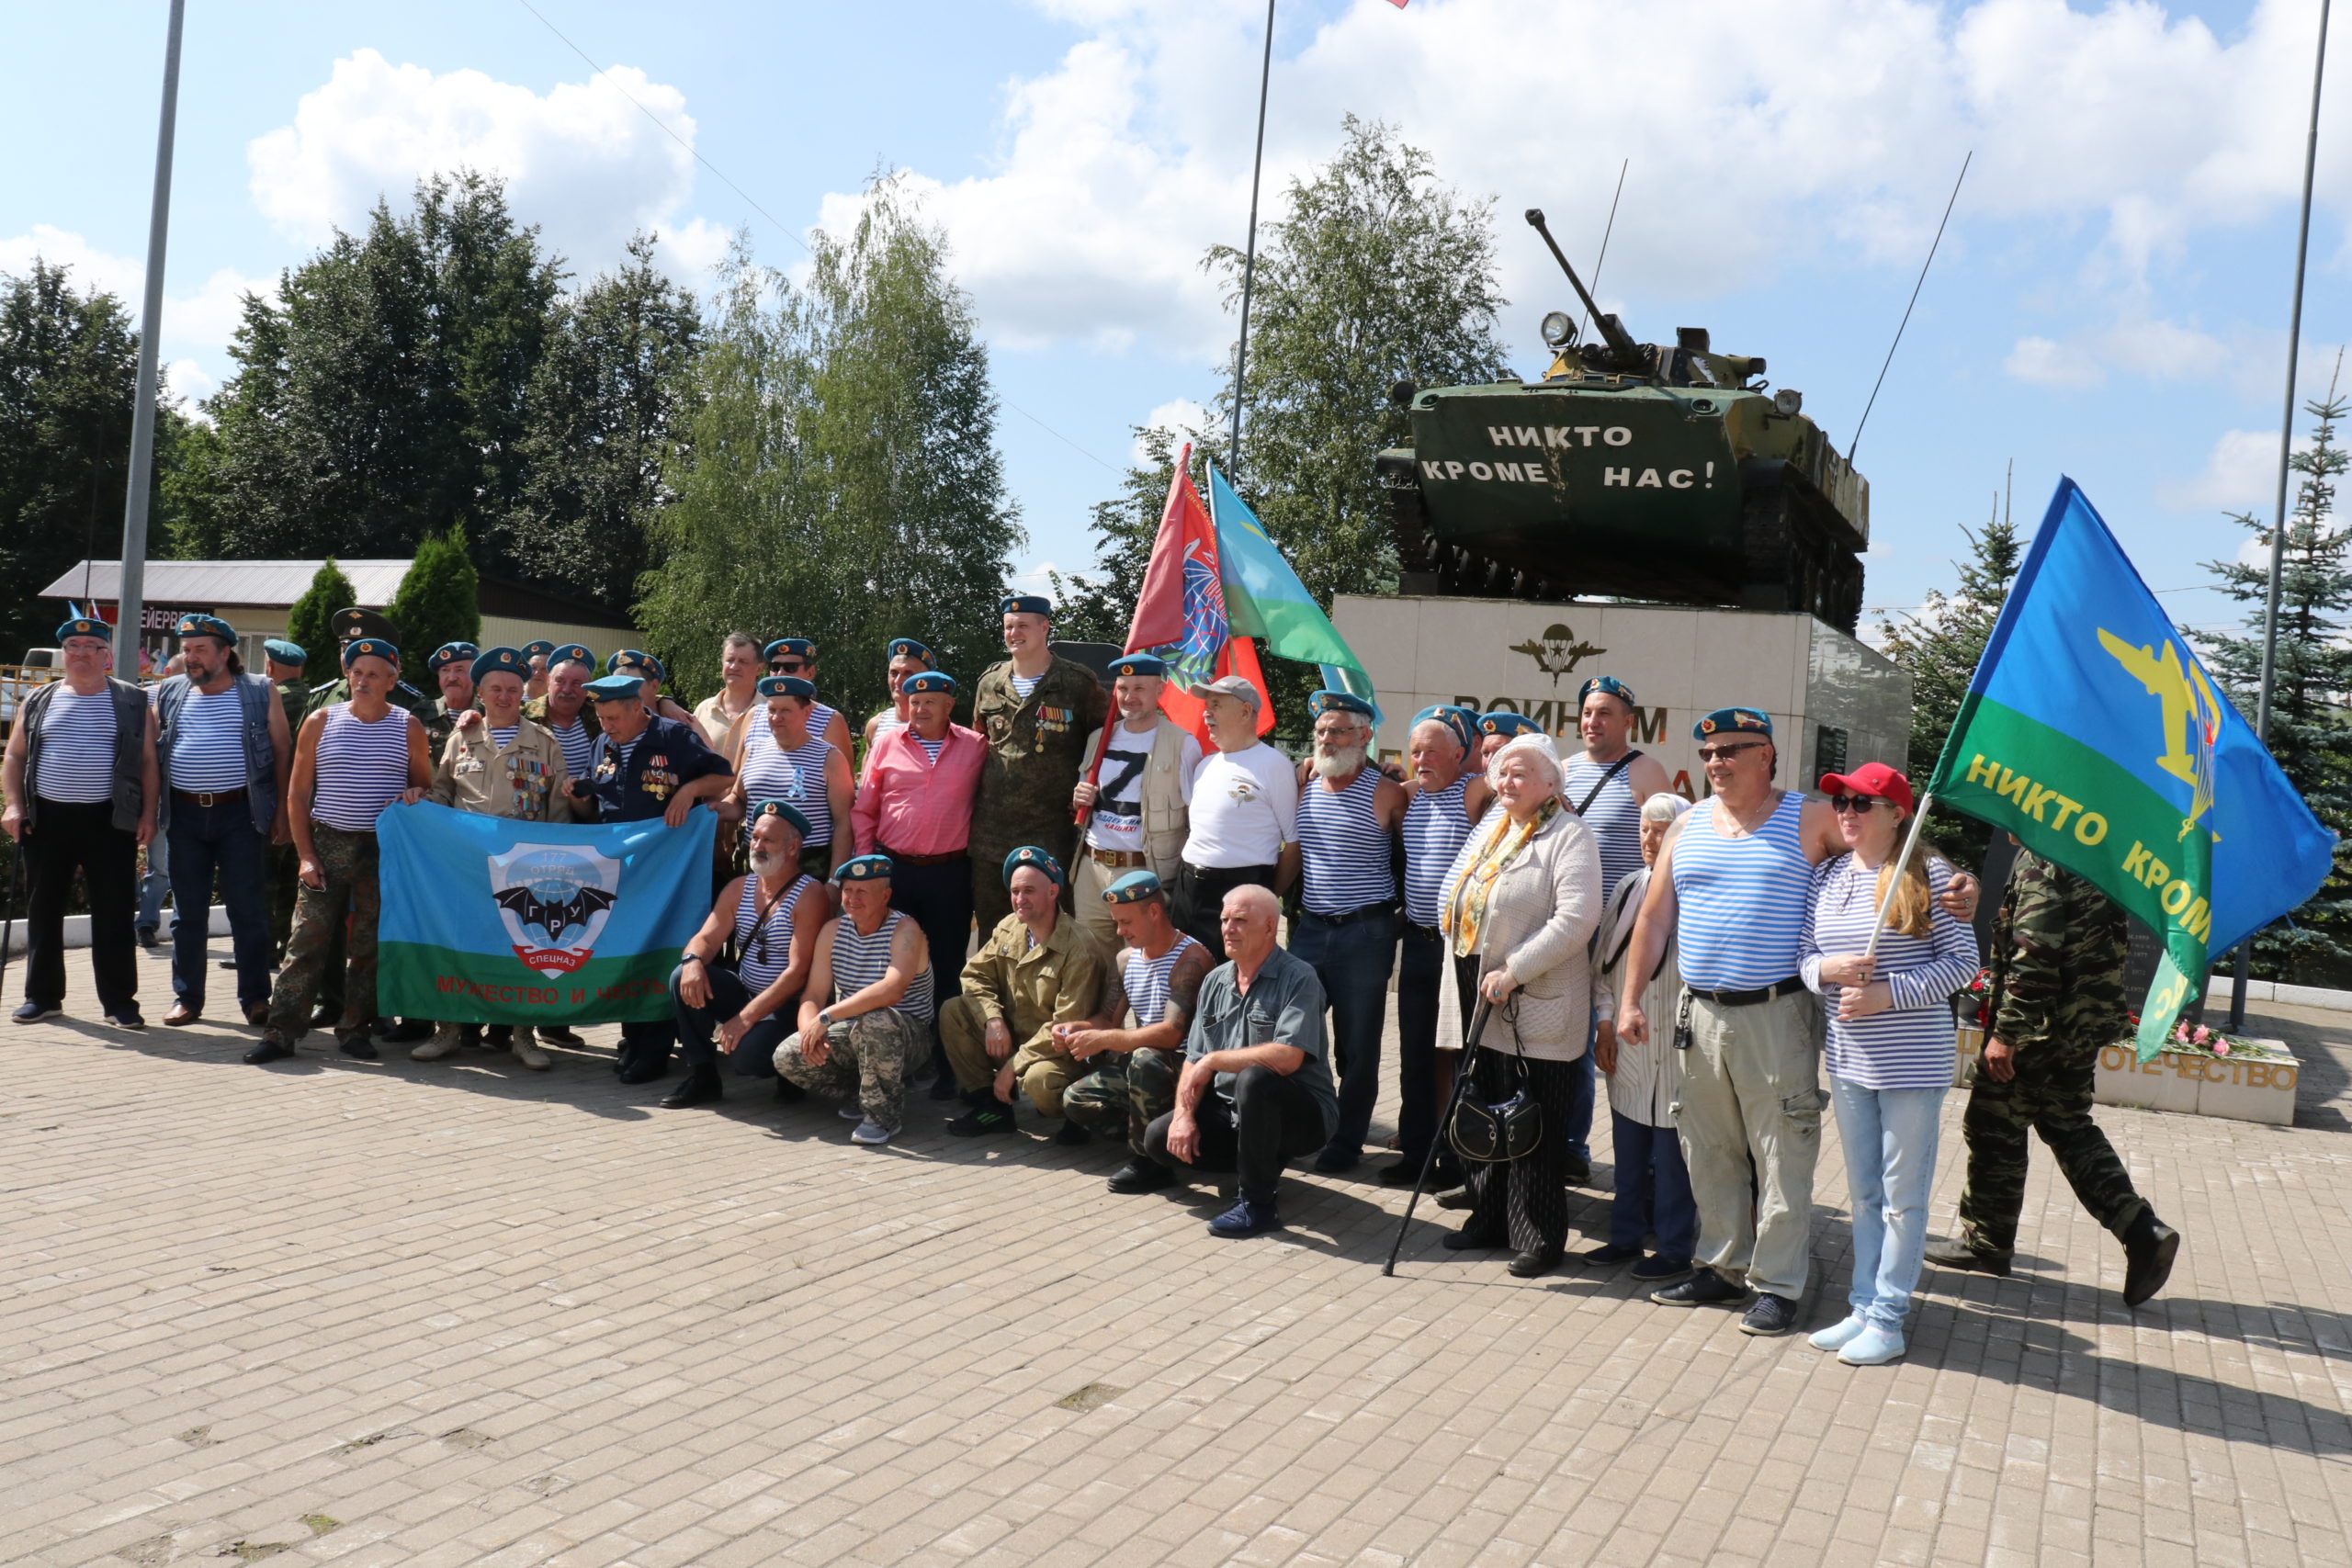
[550,719,594,779]
[740,728,836,847]
[1802,853,1980,1091]
[830,909,933,1021]
[1670,792,1812,992]
[1403,774,1475,928]
[734,873,811,993]
[170,688,249,794]
[1564,751,1646,897]
[34,686,120,804]
[1122,933,1201,1028]
[311,704,412,831]
[1297,767,1393,917]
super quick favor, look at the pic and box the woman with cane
[1800,761,1978,1366]
[1434,733,1603,1278]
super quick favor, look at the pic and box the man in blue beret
[756,638,854,760]
[937,845,1106,1137]
[970,594,1110,936]
[863,637,937,750]
[1476,709,1543,768]
[664,799,824,1109]
[149,613,293,1028]
[1070,651,1201,956]
[1391,704,1495,1191]
[520,640,556,702]
[3,615,159,1029]
[260,640,311,960]
[423,642,481,750]
[1060,869,1215,1190]
[522,644,600,786]
[606,649,699,730]
[774,852,938,1145]
[304,608,429,722]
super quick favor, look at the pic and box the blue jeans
[1832,1077,1947,1329]
[1608,1111,1697,1258]
[1287,908,1397,1158]
[165,801,272,1011]
[138,831,170,931]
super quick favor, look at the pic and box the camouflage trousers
[265,823,379,1046]
[1064,1047,1184,1156]
[775,1008,929,1132]
[1954,1030,2150,1258]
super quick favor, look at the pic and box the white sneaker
[838,1103,865,1120]
[1838,1324,1906,1366]
[1808,1314,1868,1352]
[850,1120,894,1145]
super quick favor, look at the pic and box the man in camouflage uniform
[939,847,1106,1138]
[970,594,1109,936]
[1927,842,2182,1307]
[1061,870,1213,1187]
[262,639,311,962]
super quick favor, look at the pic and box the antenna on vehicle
[1579,160,1629,344]
[1849,151,1971,463]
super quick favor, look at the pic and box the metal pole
[1227,0,1275,477]
[115,0,187,682]
[2232,0,2331,1032]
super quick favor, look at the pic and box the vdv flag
[1204,465,1381,720]
[376,802,718,1025]
[1928,479,2335,1061]
[1125,444,1272,739]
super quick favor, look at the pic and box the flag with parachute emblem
[1125,443,1272,739]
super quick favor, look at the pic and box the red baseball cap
[1818,761,1915,815]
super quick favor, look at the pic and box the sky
[5,0,2348,654]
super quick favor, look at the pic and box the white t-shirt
[1085,722,1204,853]
[1182,742,1298,869]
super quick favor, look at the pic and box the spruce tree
[2196,356,2352,983]
[285,557,356,671]
[385,526,481,665]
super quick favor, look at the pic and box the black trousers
[18,801,141,1014]
[1172,862,1279,962]
[1396,924,1478,1163]
[673,961,794,1076]
[1465,1049,1580,1253]
[1144,1064,1327,1204]
[884,852,972,1071]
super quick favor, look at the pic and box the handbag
[1447,1018,1544,1164]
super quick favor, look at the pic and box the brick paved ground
[5,937,2350,1568]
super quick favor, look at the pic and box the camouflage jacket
[1986,848,2129,1053]
[273,680,310,732]
[523,694,601,738]
[971,655,1109,840]
[304,675,429,721]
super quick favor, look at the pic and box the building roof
[40,559,413,609]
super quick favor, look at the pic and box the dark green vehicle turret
[1377,209,1869,632]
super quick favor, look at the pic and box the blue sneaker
[1208,1198,1281,1237]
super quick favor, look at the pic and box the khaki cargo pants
[1672,987,1826,1302]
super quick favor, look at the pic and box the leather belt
[1302,900,1398,928]
[173,787,246,807]
[880,845,967,867]
[1404,920,1444,938]
[1088,847,1148,869]
[1686,976,1807,1008]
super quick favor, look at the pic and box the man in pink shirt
[854,670,983,1096]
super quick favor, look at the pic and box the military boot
[2120,1210,2180,1307]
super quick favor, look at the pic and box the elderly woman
[1436,733,1604,1277]
[1588,793,1698,1281]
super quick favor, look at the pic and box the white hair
[1221,883,1280,922]
[1641,792,1693,826]
[1486,732,1566,797]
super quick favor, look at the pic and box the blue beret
[57,615,111,644]
[901,671,956,695]
[1308,689,1374,719]
[747,798,813,838]
[887,637,933,662]
[607,649,665,682]
[1107,653,1167,680]
[583,672,644,703]
[757,674,816,700]
[174,614,236,642]
[1577,675,1637,709]
[548,643,594,671]
[521,640,555,660]
[469,646,527,683]
[263,638,307,667]
[1411,705,1475,754]
[1003,846,1064,886]
[342,637,400,670]
[1000,594,1052,617]
[1102,869,1164,904]
[763,637,815,660]
[1479,711,1542,738]
[428,641,479,673]
[1693,706,1773,740]
[834,853,894,883]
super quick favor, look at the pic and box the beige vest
[1082,717,1192,880]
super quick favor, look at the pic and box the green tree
[641,186,1020,717]
[285,557,357,671]
[204,171,561,565]
[1876,486,2022,869]
[386,525,481,664]
[502,232,701,612]
[1204,116,1507,606]
[2196,362,2352,983]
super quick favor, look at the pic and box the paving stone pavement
[4,938,2351,1568]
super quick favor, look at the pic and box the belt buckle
[197,791,216,807]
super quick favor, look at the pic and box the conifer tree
[385,525,481,666]
[285,558,356,672]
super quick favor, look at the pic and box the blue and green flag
[1928,479,2335,1059]
[376,803,718,1024]
[1205,465,1380,717]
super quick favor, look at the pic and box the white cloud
[2005,334,2099,389]
[164,359,216,405]
[1135,397,1212,461]
[248,49,704,282]
[0,225,268,398]
[1008,560,1064,596]
[2168,428,2284,515]
[2003,315,2234,390]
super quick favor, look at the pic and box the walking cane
[1383,986,1498,1278]
[0,829,20,983]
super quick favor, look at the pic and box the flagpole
[114,0,187,681]
[1863,794,1934,963]
[2233,0,2333,1033]
[1227,0,1276,476]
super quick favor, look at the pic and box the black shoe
[1108,1158,1174,1194]
[775,1076,806,1102]
[927,1072,963,1100]
[946,1106,1016,1136]
[216,958,237,970]
[379,1019,432,1044]
[2121,1212,2180,1308]
[616,1061,667,1086]
[1561,1151,1592,1186]
[1738,1292,1801,1337]
[1377,1157,1430,1187]
[1442,1224,1508,1252]
[243,1039,295,1065]
[1054,1121,1092,1147]
[337,1032,379,1060]
[1631,1254,1693,1282]
[12,1001,60,1024]
[660,1069,723,1109]
[1578,1242,1644,1267]
[310,1004,339,1029]
[459,1023,483,1048]
[104,1010,145,1031]
[1923,1240,2012,1277]
[1509,1247,1564,1278]
[540,1026,585,1048]
[137,927,159,949]
[1311,1145,1360,1174]
[1651,1268,1747,1308]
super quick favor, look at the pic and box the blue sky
[6,0,2346,654]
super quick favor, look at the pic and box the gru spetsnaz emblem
[489,842,620,976]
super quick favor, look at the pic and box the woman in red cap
[1798,761,1979,1367]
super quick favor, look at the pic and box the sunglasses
[1695,742,1768,762]
[769,660,808,673]
[1829,795,1894,815]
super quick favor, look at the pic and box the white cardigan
[1463,808,1605,1062]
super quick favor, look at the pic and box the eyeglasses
[1695,742,1768,762]
[770,660,807,674]
[1829,795,1891,815]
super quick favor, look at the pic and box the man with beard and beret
[969,595,1109,936]
[665,799,825,1109]
[938,846,1106,1139]
[422,641,481,750]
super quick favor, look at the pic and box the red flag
[1123,445,1272,742]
